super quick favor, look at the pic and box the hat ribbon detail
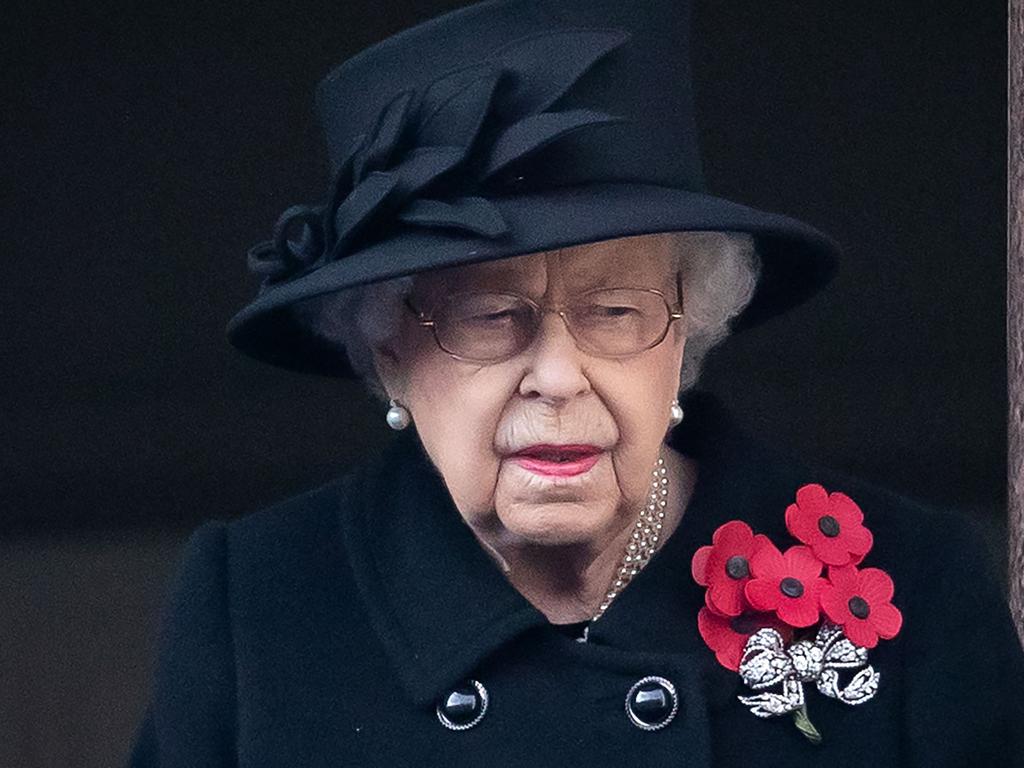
[246,27,632,292]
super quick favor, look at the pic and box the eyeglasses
[405,272,684,363]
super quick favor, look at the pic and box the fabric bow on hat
[246,28,630,291]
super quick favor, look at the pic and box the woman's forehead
[416,235,675,294]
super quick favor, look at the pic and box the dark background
[2,1,1006,765]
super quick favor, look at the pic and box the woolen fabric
[128,390,1024,766]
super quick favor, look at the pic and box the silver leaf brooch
[691,484,903,744]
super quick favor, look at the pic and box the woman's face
[374,234,688,555]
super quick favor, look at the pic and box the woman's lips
[509,444,603,478]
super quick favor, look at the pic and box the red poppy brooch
[691,484,903,744]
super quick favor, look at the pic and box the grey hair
[290,231,761,401]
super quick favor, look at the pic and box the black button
[436,680,488,730]
[780,577,804,598]
[725,555,750,579]
[818,515,841,537]
[625,676,679,730]
[848,595,871,619]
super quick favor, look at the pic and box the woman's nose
[518,311,591,402]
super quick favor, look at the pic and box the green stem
[791,703,823,745]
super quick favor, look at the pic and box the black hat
[225,0,840,377]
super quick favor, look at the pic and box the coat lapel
[338,389,809,711]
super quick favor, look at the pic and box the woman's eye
[447,295,525,325]
[585,305,639,319]
[472,310,515,323]
[459,307,528,327]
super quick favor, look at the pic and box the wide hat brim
[225,181,839,377]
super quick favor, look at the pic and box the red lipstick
[510,444,602,477]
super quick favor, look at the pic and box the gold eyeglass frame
[404,271,685,364]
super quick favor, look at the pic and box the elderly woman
[129,1,1024,766]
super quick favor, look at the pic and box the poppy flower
[691,521,774,616]
[697,607,795,671]
[820,564,903,648]
[744,543,828,627]
[784,484,873,567]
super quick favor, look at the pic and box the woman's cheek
[448,459,501,526]
[607,418,662,510]
[435,411,503,523]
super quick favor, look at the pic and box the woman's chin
[492,455,623,545]
[493,501,614,548]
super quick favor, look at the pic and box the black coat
[128,391,1024,766]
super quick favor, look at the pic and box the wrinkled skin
[373,233,698,622]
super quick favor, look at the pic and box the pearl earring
[668,399,684,427]
[386,399,411,430]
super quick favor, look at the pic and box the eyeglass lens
[432,289,674,361]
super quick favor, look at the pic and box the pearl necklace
[590,455,669,623]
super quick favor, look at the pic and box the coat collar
[337,389,806,708]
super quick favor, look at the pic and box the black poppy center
[817,514,841,537]
[730,614,761,635]
[779,577,804,598]
[848,595,871,619]
[725,555,750,580]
